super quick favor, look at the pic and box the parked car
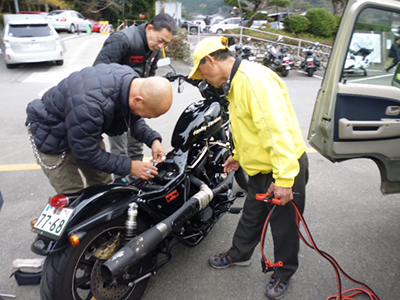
[178,18,204,34]
[250,20,269,29]
[1,14,64,68]
[209,17,244,34]
[267,12,293,29]
[18,11,48,16]
[308,0,400,194]
[89,19,101,32]
[46,10,92,33]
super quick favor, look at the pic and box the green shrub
[356,22,392,32]
[165,28,190,60]
[306,8,336,37]
[283,14,311,34]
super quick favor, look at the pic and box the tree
[268,0,292,14]
[306,7,336,37]
[331,0,348,15]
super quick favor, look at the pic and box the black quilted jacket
[26,63,162,176]
[93,23,159,78]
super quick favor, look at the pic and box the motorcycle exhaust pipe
[101,173,233,280]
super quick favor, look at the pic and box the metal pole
[14,0,20,13]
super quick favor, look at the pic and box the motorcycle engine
[207,145,230,173]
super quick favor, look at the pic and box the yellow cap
[188,36,229,80]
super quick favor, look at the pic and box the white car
[46,10,92,33]
[1,14,64,68]
[209,17,243,34]
[308,0,400,194]
[250,20,269,30]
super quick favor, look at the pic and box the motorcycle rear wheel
[40,216,153,300]
[307,68,314,77]
[281,69,289,77]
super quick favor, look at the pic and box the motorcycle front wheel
[40,215,154,300]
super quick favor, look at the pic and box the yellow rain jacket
[228,60,307,188]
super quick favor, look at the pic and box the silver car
[1,14,64,68]
[308,0,400,194]
[46,10,92,33]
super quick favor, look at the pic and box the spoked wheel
[40,216,154,300]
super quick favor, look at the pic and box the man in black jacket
[93,13,177,169]
[385,37,400,72]
[26,63,173,194]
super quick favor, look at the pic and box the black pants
[228,153,309,280]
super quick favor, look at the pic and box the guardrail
[186,26,333,68]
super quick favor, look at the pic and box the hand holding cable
[267,183,293,205]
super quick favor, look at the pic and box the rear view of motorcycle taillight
[48,194,69,208]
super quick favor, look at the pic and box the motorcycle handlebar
[165,72,201,87]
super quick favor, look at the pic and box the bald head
[129,76,173,118]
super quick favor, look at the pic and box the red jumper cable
[256,192,380,300]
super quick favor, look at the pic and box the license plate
[283,56,290,60]
[307,58,314,62]
[33,204,74,238]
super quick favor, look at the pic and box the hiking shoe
[209,252,251,269]
[265,274,289,299]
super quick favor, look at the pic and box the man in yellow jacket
[189,36,309,299]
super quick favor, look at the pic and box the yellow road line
[0,148,318,172]
[0,163,41,171]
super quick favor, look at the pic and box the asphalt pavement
[0,34,399,300]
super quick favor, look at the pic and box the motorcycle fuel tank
[172,100,223,151]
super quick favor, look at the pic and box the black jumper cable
[256,192,380,300]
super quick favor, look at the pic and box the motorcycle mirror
[178,77,185,93]
[157,57,171,68]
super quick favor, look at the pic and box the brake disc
[91,259,133,300]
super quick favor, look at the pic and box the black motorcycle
[30,64,248,300]
[234,40,256,62]
[262,37,295,77]
[300,42,321,77]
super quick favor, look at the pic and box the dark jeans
[228,153,309,280]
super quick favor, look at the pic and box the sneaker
[209,252,251,269]
[265,274,289,299]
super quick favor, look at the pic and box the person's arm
[129,117,162,148]
[246,75,300,202]
[395,45,400,62]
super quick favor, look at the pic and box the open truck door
[308,0,400,194]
